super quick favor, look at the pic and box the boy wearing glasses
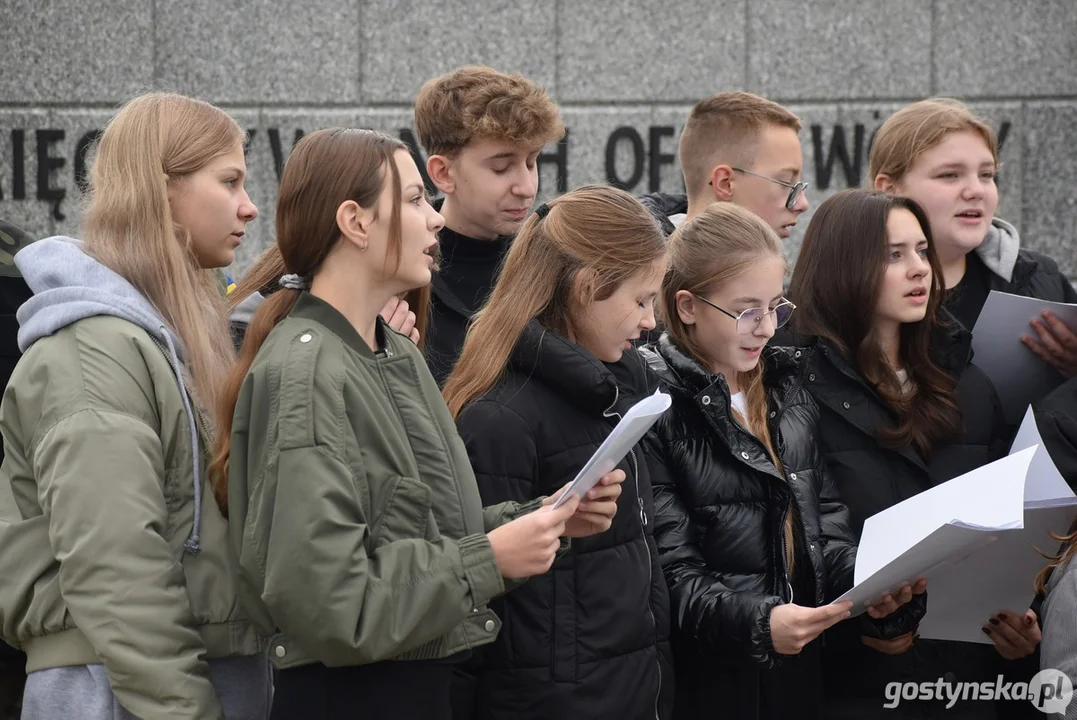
[642,91,809,238]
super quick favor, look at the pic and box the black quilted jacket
[452,320,674,720]
[639,335,895,719]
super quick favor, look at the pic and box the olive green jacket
[229,293,536,669]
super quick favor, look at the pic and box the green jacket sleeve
[36,409,223,720]
[481,498,544,533]
[246,441,506,666]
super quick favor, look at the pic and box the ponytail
[736,364,797,575]
[228,244,287,311]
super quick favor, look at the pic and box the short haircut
[868,98,999,183]
[678,91,802,199]
[414,65,565,157]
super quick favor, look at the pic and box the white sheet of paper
[834,411,1077,644]
[971,290,1077,424]
[835,448,1036,610]
[916,502,1077,643]
[1011,407,1077,504]
[551,389,671,509]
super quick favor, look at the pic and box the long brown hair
[789,189,962,456]
[210,128,407,515]
[1035,513,1077,596]
[443,185,666,418]
[662,202,796,572]
[230,241,430,348]
[83,92,242,407]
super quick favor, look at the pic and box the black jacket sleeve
[817,457,858,603]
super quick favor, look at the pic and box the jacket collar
[807,337,931,472]
[642,333,799,482]
[289,291,398,360]
[509,319,621,416]
[644,332,809,399]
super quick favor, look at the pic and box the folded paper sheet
[551,389,671,509]
[834,408,1077,643]
[971,290,1077,424]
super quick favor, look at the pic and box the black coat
[985,248,1077,306]
[639,336,896,720]
[801,326,1040,719]
[1034,374,1077,493]
[453,320,674,720]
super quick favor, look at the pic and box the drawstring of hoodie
[160,326,203,556]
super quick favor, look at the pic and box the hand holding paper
[545,469,625,537]
[864,577,926,620]
[832,408,1077,644]
[1023,310,1077,379]
[972,291,1077,423]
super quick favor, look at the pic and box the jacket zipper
[149,336,213,440]
[769,357,813,604]
[713,377,795,603]
[604,392,661,720]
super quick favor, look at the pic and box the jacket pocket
[369,476,440,547]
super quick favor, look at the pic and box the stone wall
[1,0,1075,275]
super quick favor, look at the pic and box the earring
[358,242,368,252]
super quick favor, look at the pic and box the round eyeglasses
[692,294,797,335]
[731,167,809,210]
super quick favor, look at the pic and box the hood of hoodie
[974,217,1020,283]
[230,290,266,331]
[16,236,187,357]
[15,235,207,555]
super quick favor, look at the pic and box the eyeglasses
[731,168,809,210]
[692,294,797,335]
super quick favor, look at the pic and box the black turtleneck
[424,221,514,385]
[436,225,513,313]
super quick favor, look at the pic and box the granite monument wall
[1,0,1075,275]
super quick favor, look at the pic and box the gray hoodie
[16,236,205,555]
[976,217,1022,283]
[12,236,271,720]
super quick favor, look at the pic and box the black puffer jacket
[453,320,673,720]
[801,325,1040,719]
[640,336,899,720]
[638,193,688,237]
[1034,374,1077,493]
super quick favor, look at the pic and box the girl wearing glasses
[788,189,1031,719]
[639,202,920,720]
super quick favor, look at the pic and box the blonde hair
[414,65,565,157]
[662,202,796,572]
[868,98,999,184]
[1035,514,1077,596]
[443,185,666,418]
[82,92,243,408]
[678,91,802,199]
